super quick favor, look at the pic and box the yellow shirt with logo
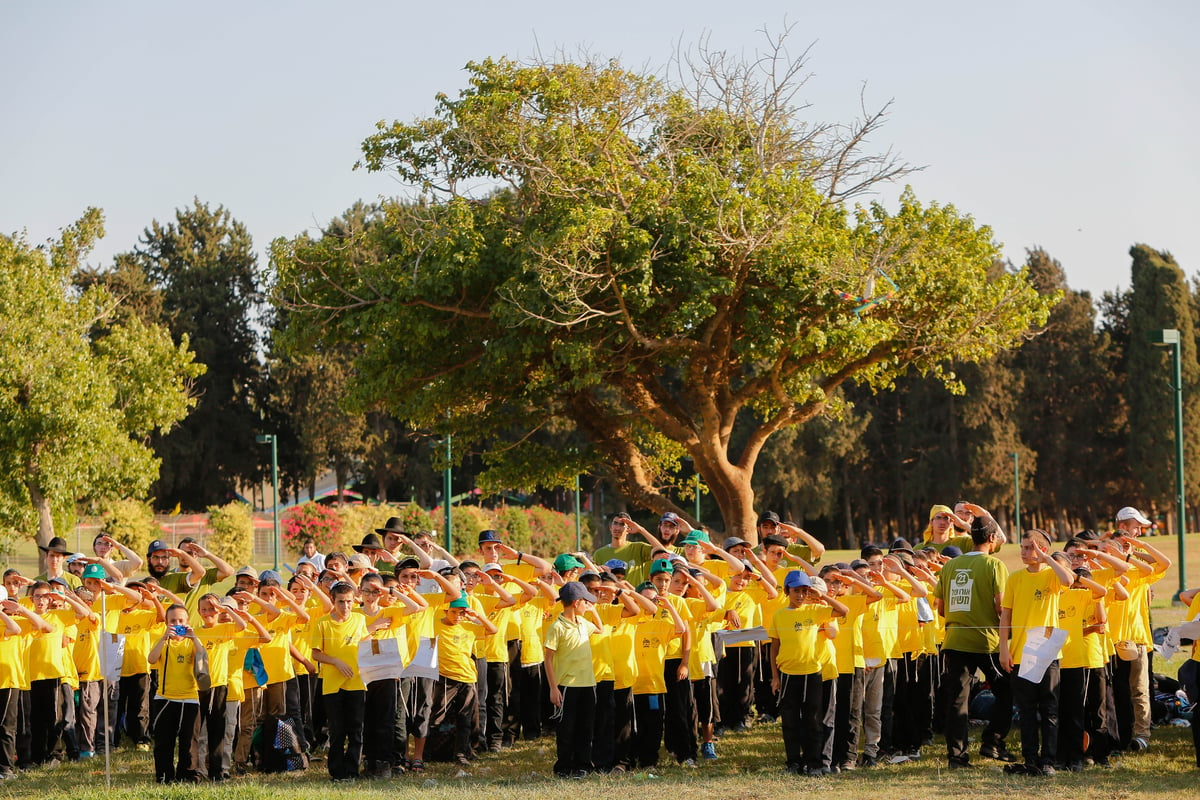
[434,615,486,684]
[256,610,298,685]
[769,604,833,676]
[544,613,597,688]
[1001,567,1064,665]
[153,636,200,701]
[198,621,239,688]
[631,617,678,695]
[311,613,369,694]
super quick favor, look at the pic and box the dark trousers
[197,685,228,779]
[632,693,664,767]
[754,642,777,718]
[941,649,1013,763]
[288,674,315,752]
[717,645,757,729]
[832,668,865,767]
[324,689,366,780]
[1057,666,1088,766]
[473,656,487,750]
[554,685,596,776]
[1085,666,1114,761]
[879,658,899,754]
[819,676,837,768]
[436,677,477,761]
[29,677,60,764]
[391,676,410,765]
[778,671,824,770]
[57,680,77,759]
[0,688,18,775]
[612,686,634,769]
[484,660,509,750]
[892,653,935,752]
[404,675,436,740]
[1013,661,1059,767]
[662,658,696,763]
[592,680,616,771]
[118,673,150,744]
[505,663,542,741]
[501,639,522,744]
[152,700,199,783]
[364,679,397,770]
[15,690,28,767]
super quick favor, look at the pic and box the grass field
[5,717,1198,800]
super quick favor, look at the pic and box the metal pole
[574,475,582,551]
[443,434,453,552]
[270,435,280,571]
[1011,452,1021,539]
[1172,340,1188,595]
[100,590,111,789]
[694,472,701,522]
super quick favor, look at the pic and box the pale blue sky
[2,0,1196,300]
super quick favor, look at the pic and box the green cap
[635,581,655,593]
[554,553,584,573]
[448,594,470,609]
[649,558,675,575]
[81,563,107,581]
[680,530,710,546]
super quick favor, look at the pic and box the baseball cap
[146,539,169,556]
[478,530,502,544]
[757,511,781,526]
[762,534,789,549]
[850,559,869,570]
[809,576,827,593]
[649,558,675,576]
[397,557,421,570]
[660,512,682,526]
[346,554,372,571]
[559,581,597,605]
[680,530,710,546]
[234,565,258,580]
[448,594,470,609]
[258,569,282,584]
[722,537,749,550]
[81,564,107,581]
[554,554,584,572]
[66,552,87,564]
[603,559,628,573]
[783,570,812,589]
[483,562,504,573]
[940,545,963,558]
[1115,507,1151,526]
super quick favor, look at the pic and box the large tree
[275,44,1055,539]
[121,199,266,509]
[0,210,201,549]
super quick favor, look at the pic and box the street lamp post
[443,433,453,553]
[574,474,582,551]
[1149,328,1187,596]
[255,434,280,570]
[1011,452,1021,539]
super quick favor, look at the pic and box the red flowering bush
[282,501,343,555]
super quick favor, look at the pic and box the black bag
[256,715,308,773]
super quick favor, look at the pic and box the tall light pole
[255,434,280,570]
[1010,452,1021,539]
[443,433,453,553]
[574,474,582,551]
[1149,328,1187,596]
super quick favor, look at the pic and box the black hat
[374,517,406,536]
[353,533,385,553]
[559,581,597,605]
[889,538,916,555]
[39,536,71,555]
[478,530,502,544]
[397,557,421,570]
[757,511,781,526]
[762,534,789,549]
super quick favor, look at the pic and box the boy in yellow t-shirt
[544,581,601,778]
[1055,563,1108,771]
[311,581,370,782]
[147,603,207,783]
[631,578,686,769]
[432,593,497,767]
[769,571,847,776]
[999,530,1073,776]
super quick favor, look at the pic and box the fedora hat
[38,536,71,555]
[353,533,386,553]
[373,517,406,536]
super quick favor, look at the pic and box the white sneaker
[681,758,697,768]
[887,754,910,764]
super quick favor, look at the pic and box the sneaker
[887,753,910,764]
[571,770,588,779]
[135,743,151,753]
[805,766,831,776]
[376,766,393,779]
[79,751,95,759]
[1003,763,1031,775]
[980,745,1017,763]
[858,754,878,768]
[948,756,972,769]
[839,760,857,772]
[1036,764,1056,777]
[700,742,717,760]
[785,762,803,775]
[906,750,922,760]
[1130,737,1149,752]
[680,758,697,768]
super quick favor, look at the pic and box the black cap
[757,511,781,526]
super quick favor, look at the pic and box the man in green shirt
[933,513,1013,769]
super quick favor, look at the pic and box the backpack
[256,715,308,773]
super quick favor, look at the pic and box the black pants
[1084,666,1113,761]
[15,690,29,767]
[364,679,397,770]
[1057,666,1088,766]
[29,677,60,764]
[717,646,757,729]
[1013,662,1059,767]
[436,677,477,761]
[505,663,542,740]
[818,675,837,768]
[632,693,664,767]
[754,642,777,718]
[612,686,634,769]
[118,673,150,744]
[879,657,899,754]
[554,685,596,776]
[484,660,509,750]
[288,674,315,753]
[778,671,824,770]
[591,680,615,771]
[832,668,865,767]
[324,689,366,780]
[391,676,410,765]
[501,639,522,744]
[662,658,696,762]
[152,700,199,783]
[473,656,487,750]
[0,688,18,775]
[941,649,1012,763]
[197,685,228,780]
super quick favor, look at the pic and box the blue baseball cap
[783,570,812,589]
[660,512,682,526]
[478,530,502,544]
[603,558,628,573]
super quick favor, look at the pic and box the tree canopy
[274,44,1056,538]
[0,210,202,547]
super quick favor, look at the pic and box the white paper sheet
[1017,627,1068,683]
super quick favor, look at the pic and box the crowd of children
[1,502,1196,783]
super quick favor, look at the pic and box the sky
[2,0,1196,301]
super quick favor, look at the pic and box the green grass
[5,722,1199,800]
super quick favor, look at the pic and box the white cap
[809,576,828,593]
[1115,507,1151,526]
[482,562,504,573]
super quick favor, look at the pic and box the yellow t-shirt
[1058,588,1105,670]
[117,608,159,677]
[608,612,641,691]
[311,613,369,694]
[544,613,597,687]
[1187,593,1200,664]
[861,594,899,665]
[686,598,725,676]
[198,622,239,688]
[154,636,200,701]
[661,594,692,661]
[589,613,615,684]
[1124,570,1164,646]
[357,605,413,666]
[74,616,102,682]
[1002,567,1064,665]
[832,594,867,673]
[256,610,298,685]
[28,608,75,682]
[291,612,317,676]
[520,597,553,668]
[723,589,763,648]
[225,630,262,703]
[434,616,485,684]
[631,617,678,695]
[0,625,29,690]
[770,604,833,676]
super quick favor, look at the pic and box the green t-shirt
[934,552,1008,654]
[593,541,653,585]
[787,543,818,565]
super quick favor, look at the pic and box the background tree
[120,199,265,509]
[0,210,201,551]
[1123,244,1200,529]
[275,42,1056,539]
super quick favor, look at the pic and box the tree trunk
[27,481,55,574]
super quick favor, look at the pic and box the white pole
[99,590,111,790]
